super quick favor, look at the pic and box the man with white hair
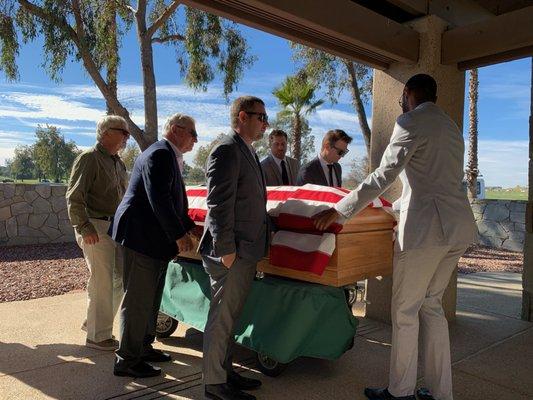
[67,115,130,351]
[111,113,198,378]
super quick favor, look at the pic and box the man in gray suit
[315,74,477,400]
[296,129,352,187]
[199,96,270,400]
[260,129,299,186]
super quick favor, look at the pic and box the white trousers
[388,243,468,400]
[75,218,124,342]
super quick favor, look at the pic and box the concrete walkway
[0,272,532,400]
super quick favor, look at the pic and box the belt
[93,216,113,221]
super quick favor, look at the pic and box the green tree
[193,133,226,170]
[291,44,372,155]
[33,125,81,182]
[272,75,323,163]
[0,1,254,150]
[10,145,35,181]
[119,141,140,172]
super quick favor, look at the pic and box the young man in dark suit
[110,113,198,378]
[260,129,299,186]
[199,96,270,400]
[296,129,352,187]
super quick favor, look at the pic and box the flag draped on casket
[186,184,392,276]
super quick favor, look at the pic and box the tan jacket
[336,102,477,251]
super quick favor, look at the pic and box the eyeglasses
[245,112,269,123]
[332,145,349,157]
[112,128,130,138]
[176,125,198,139]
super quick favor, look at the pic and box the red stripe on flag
[267,190,298,201]
[270,245,331,275]
[188,208,207,222]
[276,213,343,234]
[186,189,207,197]
[291,189,345,203]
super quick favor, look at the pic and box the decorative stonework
[0,183,75,246]
[471,199,526,252]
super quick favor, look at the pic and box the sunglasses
[332,145,349,157]
[112,128,130,137]
[176,125,198,139]
[245,111,269,123]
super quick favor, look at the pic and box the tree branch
[18,0,147,147]
[151,34,185,44]
[146,0,180,39]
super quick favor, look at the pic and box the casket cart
[156,202,395,376]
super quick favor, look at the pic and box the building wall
[0,183,75,246]
[471,199,526,252]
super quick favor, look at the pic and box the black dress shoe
[114,361,161,378]
[364,387,415,400]
[227,370,262,390]
[205,383,256,400]
[141,349,172,362]
[416,388,435,400]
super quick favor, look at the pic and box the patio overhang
[180,0,420,70]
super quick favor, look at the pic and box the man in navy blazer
[111,113,198,378]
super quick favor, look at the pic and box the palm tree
[272,76,324,163]
[466,68,479,199]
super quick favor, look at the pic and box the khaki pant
[388,243,468,400]
[75,218,124,342]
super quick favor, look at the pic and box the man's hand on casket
[221,253,236,268]
[176,234,193,254]
[314,208,340,231]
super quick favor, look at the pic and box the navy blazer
[111,139,195,261]
[296,157,342,187]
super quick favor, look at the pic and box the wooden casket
[180,206,395,288]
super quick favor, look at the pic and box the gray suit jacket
[260,154,299,186]
[296,157,342,187]
[336,102,477,251]
[199,132,270,262]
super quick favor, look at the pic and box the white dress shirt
[163,137,184,173]
[318,154,339,187]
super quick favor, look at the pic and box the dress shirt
[318,154,339,187]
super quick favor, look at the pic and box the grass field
[485,189,528,201]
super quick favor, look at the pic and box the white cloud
[476,140,528,187]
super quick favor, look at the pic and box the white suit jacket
[336,102,477,251]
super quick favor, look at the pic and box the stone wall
[471,199,526,252]
[0,183,75,246]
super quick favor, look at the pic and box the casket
[258,206,394,286]
[180,206,395,288]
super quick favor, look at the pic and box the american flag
[187,184,392,276]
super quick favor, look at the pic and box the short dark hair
[405,74,437,103]
[322,129,353,148]
[230,96,265,129]
[269,129,288,142]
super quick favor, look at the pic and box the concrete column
[365,15,466,323]
[522,57,533,322]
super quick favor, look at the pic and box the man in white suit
[261,129,299,186]
[315,74,477,400]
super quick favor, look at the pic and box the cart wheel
[156,312,178,338]
[255,353,287,377]
[344,287,357,307]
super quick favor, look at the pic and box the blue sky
[0,18,531,187]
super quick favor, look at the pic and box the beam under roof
[181,0,420,69]
[442,5,533,69]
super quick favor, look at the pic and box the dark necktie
[327,164,335,187]
[253,152,266,188]
[281,160,289,185]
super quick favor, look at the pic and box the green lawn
[485,190,528,201]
